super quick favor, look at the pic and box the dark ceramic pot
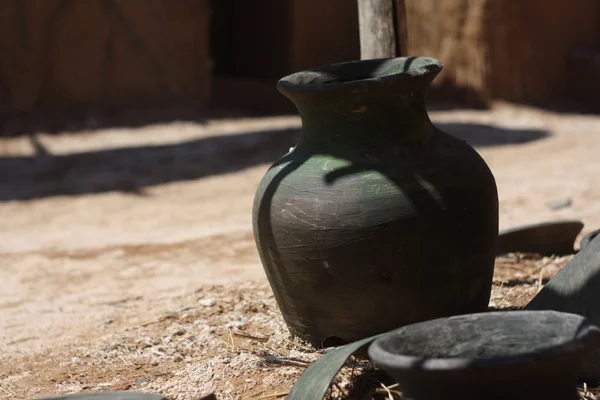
[580,228,600,250]
[252,57,499,346]
[496,220,584,256]
[368,310,600,400]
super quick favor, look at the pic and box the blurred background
[0,1,599,398]
[0,0,598,127]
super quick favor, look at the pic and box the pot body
[252,57,499,345]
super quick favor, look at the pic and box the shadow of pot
[368,310,600,400]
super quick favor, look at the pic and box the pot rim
[368,310,600,372]
[276,56,443,93]
[498,219,584,236]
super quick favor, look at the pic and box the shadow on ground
[0,122,549,203]
[437,123,549,147]
[0,128,300,202]
[0,104,298,137]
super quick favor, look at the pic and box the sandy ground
[1,103,600,399]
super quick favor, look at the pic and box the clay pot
[368,310,600,400]
[252,57,499,346]
[580,228,600,250]
[496,220,584,256]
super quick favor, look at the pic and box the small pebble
[547,198,572,210]
[173,354,184,363]
[225,321,244,330]
[199,298,216,307]
[234,303,246,312]
[71,357,81,363]
[136,378,149,387]
[172,328,186,336]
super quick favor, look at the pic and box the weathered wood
[291,0,360,71]
[395,0,408,56]
[405,0,599,105]
[357,0,397,59]
[0,0,211,116]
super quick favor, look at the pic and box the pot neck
[277,57,442,151]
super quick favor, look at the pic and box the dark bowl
[496,220,584,256]
[368,310,600,400]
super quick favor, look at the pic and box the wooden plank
[357,0,397,59]
[395,0,408,56]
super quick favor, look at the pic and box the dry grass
[3,253,598,400]
[3,103,600,400]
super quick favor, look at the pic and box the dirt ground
[1,103,600,399]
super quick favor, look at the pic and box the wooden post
[395,0,408,57]
[357,0,408,59]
